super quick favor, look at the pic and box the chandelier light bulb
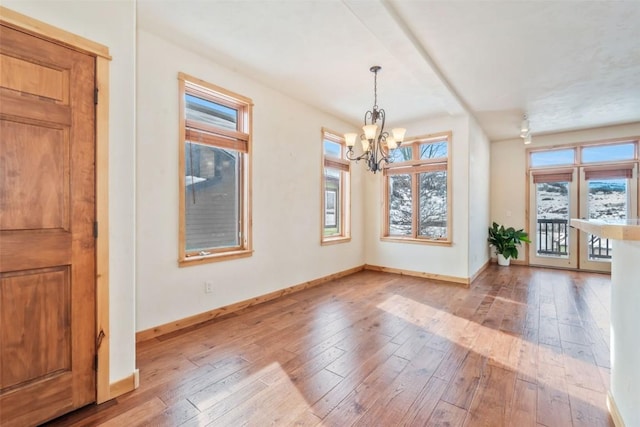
[392,128,406,143]
[345,133,357,148]
[524,133,532,145]
[363,124,378,141]
[387,137,398,150]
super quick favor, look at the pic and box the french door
[529,163,637,272]
[529,169,578,269]
[578,164,638,272]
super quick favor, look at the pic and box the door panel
[0,53,69,102]
[1,268,71,390]
[529,169,578,269]
[0,121,69,230]
[0,24,96,426]
[579,164,638,272]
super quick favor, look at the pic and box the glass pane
[323,140,342,158]
[418,171,447,239]
[388,174,412,236]
[185,94,237,130]
[420,141,448,159]
[587,179,628,261]
[389,146,413,163]
[323,168,341,236]
[530,149,575,167]
[582,143,636,163]
[535,182,570,258]
[185,142,240,252]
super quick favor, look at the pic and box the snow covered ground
[536,180,627,220]
[535,180,627,259]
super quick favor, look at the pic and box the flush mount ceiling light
[521,113,532,144]
[344,66,406,174]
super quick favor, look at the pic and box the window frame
[178,72,253,266]
[321,128,351,245]
[382,131,452,245]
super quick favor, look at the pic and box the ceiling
[137,0,640,142]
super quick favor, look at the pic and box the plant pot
[497,254,510,266]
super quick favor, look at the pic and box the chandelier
[344,66,406,173]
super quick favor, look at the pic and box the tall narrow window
[322,129,351,244]
[383,132,452,243]
[178,73,253,265]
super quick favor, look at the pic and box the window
[530,148,576,167]
[321,129,351,244]
[383,132,452,243]
[178,73,253,265]
[581,142,636,163]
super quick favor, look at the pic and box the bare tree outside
[388,140,448,239]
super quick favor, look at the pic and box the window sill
[381,236,452,246]
[179,249,253,267]
[321,236,352,246]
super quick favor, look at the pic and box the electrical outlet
[204,281,213,294]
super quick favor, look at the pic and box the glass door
[529,168,578,269]
[578,163,638,272]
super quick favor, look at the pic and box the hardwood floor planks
[43,267,613,427]
[310,340,400,419]
[508,379,537,427]
[321,355,408,426]
[441,351,486,410]
[399,375,449,426]
[536,361,573,427]
[97,397,166,427]
[464,363,517,426]
[353,345,445,426]
[427,400,468,427]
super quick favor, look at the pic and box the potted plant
[487,222,531,266]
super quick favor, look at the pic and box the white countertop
[571,218,640,241]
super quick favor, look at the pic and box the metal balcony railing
[589,235,612,260]
[536,218,612,260]
[536,218,568,256]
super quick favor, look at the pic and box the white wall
[364,115,472,279]
[468,117,491,274]
[491,122,640,261]
[3,1,137,383]
[135,30,364,331]
[610,240,640,427]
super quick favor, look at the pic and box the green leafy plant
[487,222,531,260]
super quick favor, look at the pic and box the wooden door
[0,24,96,426]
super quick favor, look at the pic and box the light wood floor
[46,266,613,426]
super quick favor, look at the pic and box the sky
[531,143,635,167]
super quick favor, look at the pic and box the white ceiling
[137,0,640,141]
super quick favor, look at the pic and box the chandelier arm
[378,108,386,135]
[364,110,373,125]
[346,134,372,162]
[379,131,390,158]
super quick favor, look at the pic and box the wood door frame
[0,6,112,404]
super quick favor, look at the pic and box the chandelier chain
[373,68,378,108]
